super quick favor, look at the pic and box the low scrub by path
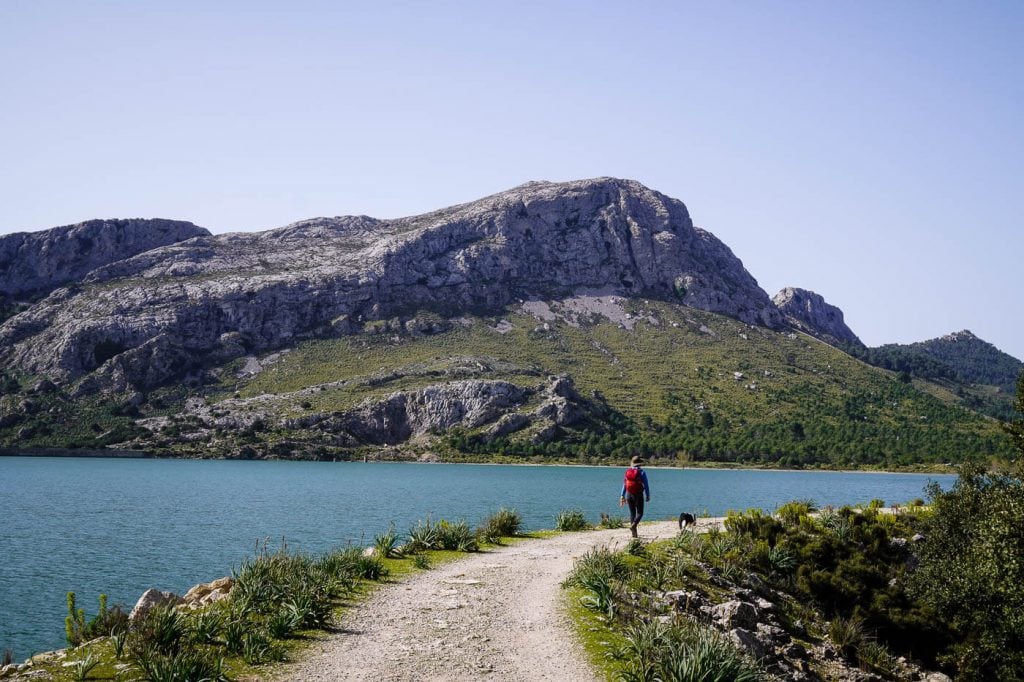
[275,519,716,681]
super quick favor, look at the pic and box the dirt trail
[277,519,719,681]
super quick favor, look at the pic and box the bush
[618,620,761,682]
[404,518,478,552]
[477,507,523,540]
[437,519,478,551]
[406,518,440,553]
[185,609,222,645]
[907,463,1024,680]
[65,592,128,646]
[563,546,629,588]
[319,546,387,581]
[130,604,186,657]
[69,651,100,682]
[625,538,647,557]
[374,524,401,558]
[829,615,868,660]
[578,571,616,617]
[555,509,590,531]
[777,499,817,526]
[134,645,227,682]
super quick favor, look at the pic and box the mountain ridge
[0,177,781,393]
[0,178,1016,466]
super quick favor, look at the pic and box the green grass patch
[564,585,630,681]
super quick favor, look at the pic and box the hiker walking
[619,455,650,537]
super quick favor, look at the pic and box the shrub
[777,499,817,526]
[829,615,867,659]
[555,509,590,531]
[907,463,1024,680]
[241,628,284,665]
[724,508,784,542]
[858,639,899,677]
[111,625,128,659]
[406,518,440,553]
[436,519,478,552]
[221,613,247,655]
[412,554,431,570]
[185,609,222,645]
[374,524,401,558]
[130,604,186,656]
[134,645,226,682]
[618,620,761,682]
[868,498,886,509]
[625,538,647,557]
[65,592,126,646]
[69,651,100,682]
[478,507,523,540]
[563,546,629,588]
[319,546,387,581]
[578,571,616,617]
[267,605,301,639]
[766,544,796,577]
[405,517,478,552]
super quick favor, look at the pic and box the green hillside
[847,331,1023,422]
[0,299,1012,468]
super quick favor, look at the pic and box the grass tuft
[555,509,590,531]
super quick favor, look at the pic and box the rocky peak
[1,178,783,391]
[772,287,862,347]
[939,329,978,343]
[0,218,209,298]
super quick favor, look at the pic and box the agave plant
[374,524,401,558]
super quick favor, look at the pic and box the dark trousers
[626,492,645,526]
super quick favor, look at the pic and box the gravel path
[276,519,714,681]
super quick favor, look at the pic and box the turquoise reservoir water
[0,457,954,657]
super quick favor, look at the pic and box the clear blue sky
[2,1,1022,359]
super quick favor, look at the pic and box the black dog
[678,512,696,530]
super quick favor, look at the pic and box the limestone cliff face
[772,287,862,347]
[0,219,209,298]
[0,178,781,391]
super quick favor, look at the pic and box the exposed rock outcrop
[301,379,531,445]
[129,588,184,622]
[0,178,781,392]
[772,287,862,347]
[0,218,209,299]
[182,576,234,608]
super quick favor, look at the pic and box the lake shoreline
[0,446,958,475]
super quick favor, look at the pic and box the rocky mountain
[0,218,209,299]
[772,287,862,347]
[0,178,780,394]
[0,178,1015,465]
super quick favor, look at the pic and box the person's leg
[626,493,640,537]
